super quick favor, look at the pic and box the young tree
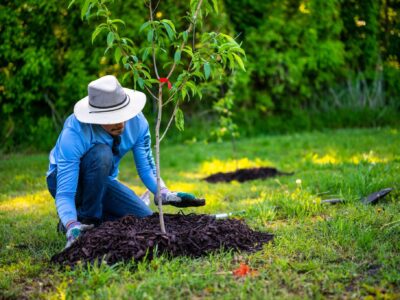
[69,0,246,233]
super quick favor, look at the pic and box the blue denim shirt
[47,113,159,225]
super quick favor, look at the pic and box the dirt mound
[203,167,293,183]
[51,213,273,266]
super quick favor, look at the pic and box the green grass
[1,127,399,299]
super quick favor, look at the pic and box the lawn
[0,127,399,299]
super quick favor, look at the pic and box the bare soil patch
[203,167,293,183]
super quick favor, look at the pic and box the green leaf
[122,72,130,83]
[162,61,174,69]
[192,71,205,80]
[121,38,130,45]
[162,22,175,41]
[138,78,145,89]
[220,33,236,43]
[111,19,126,27]
[190,0,199,13]
[104,47,111,55]
[144,80,153,88]
[227,53,235,69]
[107,32,115,47]
[139,21,151,33]
[147,29,154,42]
[174,50,181,63]
[147,79,160,84]
[96,9,108,17]
[204,62,211,80]
[186,81,197,96]
[161,19,176,32]
[182,46,193,57]
[81,0,91,20]
[92,25,106,44]
[181,87,187,100]
[140,69,152,79]
[231,45,246,55]
[182,30,188,42]
[68,0,76,9]
[211,0,219,13]
[232,53,246,71]
[131,55,139,63]
[175,108,184,131]
[142,47,151,61]
[114,47,122,63]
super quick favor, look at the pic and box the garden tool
[141,189,206,207]
[156,191,206,207]
[362,188,393,205]
[213,210,246,219]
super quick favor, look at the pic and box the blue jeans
[47,144,153,227]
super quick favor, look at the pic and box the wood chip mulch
[51,213,273,266]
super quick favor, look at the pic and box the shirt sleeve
[56,128,86,226]
[132,118,165,194]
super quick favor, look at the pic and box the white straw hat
[74,75,146,124]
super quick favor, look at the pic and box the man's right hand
[154,188,205,207]
[65,221,94,249]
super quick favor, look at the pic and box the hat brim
[74,88,146,124]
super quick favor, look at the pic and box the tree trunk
[155,84,166,233]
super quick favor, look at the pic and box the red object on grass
[159,78,172,89]
[232,263,251,277]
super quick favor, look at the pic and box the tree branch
[166,0,204,79]
[44,93,63,129]
[163,57,194,107]
[145,86,159,102]
[160,99,180,142]
[152,0,161,14]
[149,1,160,79]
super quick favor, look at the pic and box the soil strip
[203,167,293,183]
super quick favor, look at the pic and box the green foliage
[1,0,399,151]
[211,75,239,143]
[0,1,102,151]
[223,0,399,126]
[174,108,184,131]
[225,0,346,113]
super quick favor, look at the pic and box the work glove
[65,221,94,249]
[154,188,205,208]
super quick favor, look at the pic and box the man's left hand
[65,221,94,249]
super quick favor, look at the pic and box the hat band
[89,93,129,109]
[89,94,130,114]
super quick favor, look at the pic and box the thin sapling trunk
[155,85,166,233]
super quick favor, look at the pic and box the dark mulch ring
[51,213,273,267]
[203,167,293,183]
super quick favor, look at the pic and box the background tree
[1,0,399,152]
